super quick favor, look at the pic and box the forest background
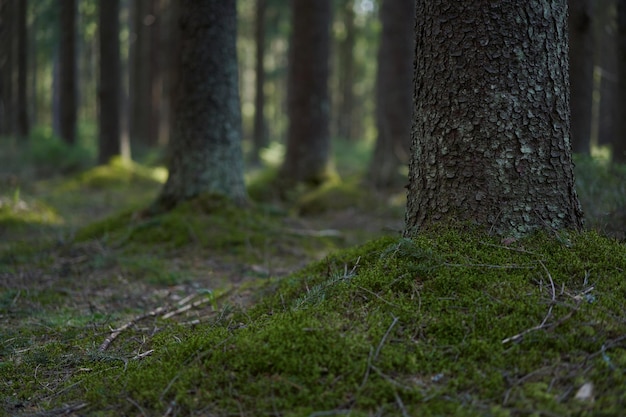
[2,0,626,415]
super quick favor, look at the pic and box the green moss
[34,229,623,416]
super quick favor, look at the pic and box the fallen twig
[99,306,168,351]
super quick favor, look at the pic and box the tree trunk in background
[98,0,121,164]
[59,0,77,145]
[280,0,331,186]
[615,0,626,163]
[16,0,28,138]
[334,0,356,142]
[569,0,593,154]
[153,0,246,210]
[0,0,14,136]
[250,0,267,165]
[130,0,161,148]
[165,0,181,148]
[405,0,584,236]
[367,0,414,189]
[595,0,617,147]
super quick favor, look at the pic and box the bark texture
[405,0,584,236]
[280,0,331,185]
[98,0,121,163]
[154,0,246,209]
[569,0,593,154]
[367,0,415,188]
[59,0,77,145]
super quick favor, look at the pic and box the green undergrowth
[15,228,623,416]
[75,194,341,259]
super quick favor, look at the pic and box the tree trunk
[59,0,77,145]
[280,0,332,186]
[405,1,584,236]
[130,0,161,147]
[250,0,267,165]
[98,0,122,164]
[569,0,593,154]
[153,0,246,210]
[0,0,14,136]
[615,0,626,163]
[16,0,28,138]
[367,0,414,189]
[334,0,356,142]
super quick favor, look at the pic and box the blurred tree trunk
[405,0,583,236]
[569,0,593,154]
[615,0,626,162]
[59,0,77,145]
[594,0,617,147]
[250,0,267,165]
[153,0,246,210]
[367,0,414,189]
[98,0,121,164]
[130,0,161,147]
[0,0,14,136]
[280,0,332,186]
[16,0,28,138]
[334,0,356,142]
[165,0,181,147]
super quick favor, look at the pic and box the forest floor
[2,144,626,416]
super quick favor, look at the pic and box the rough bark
[405,1,584,237]
[154,0,246,209]
[616,0,626,162]
[569,0,593,154]
[98,0,122,164]
[59,0,77,145]
[280,0,332,186]
[16,0,28,138]
[367,0,415,189]
[250,0,267,165]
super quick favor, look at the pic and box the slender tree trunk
[595,0,617,147]
[0,0,14,136]
[59,0,77,145]
[16,0,28,138]
[569,0,593,154]
[280,0,332,186]
[335,0,356,142]
[615,0,626,163]
[405,0,583,236]
[250,0,267,165]
[130,0,161,147]
[165,0,181,148]
[154,0,246,210]
[367,0,414,189]
[98,0,121,164]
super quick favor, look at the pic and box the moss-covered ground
[1,144,626,416]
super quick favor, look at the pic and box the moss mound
[56,229,626,415]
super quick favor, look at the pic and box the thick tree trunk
[280,0,332,186]
[250,0,267,165]
[154,0,246,209]
[367,0,414,189]
[98,0,122,164]
[16,0,28,138]
[569,0,593,154]
[59,0,77,145]
[615,0,626,163]
[405,1,584,236]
